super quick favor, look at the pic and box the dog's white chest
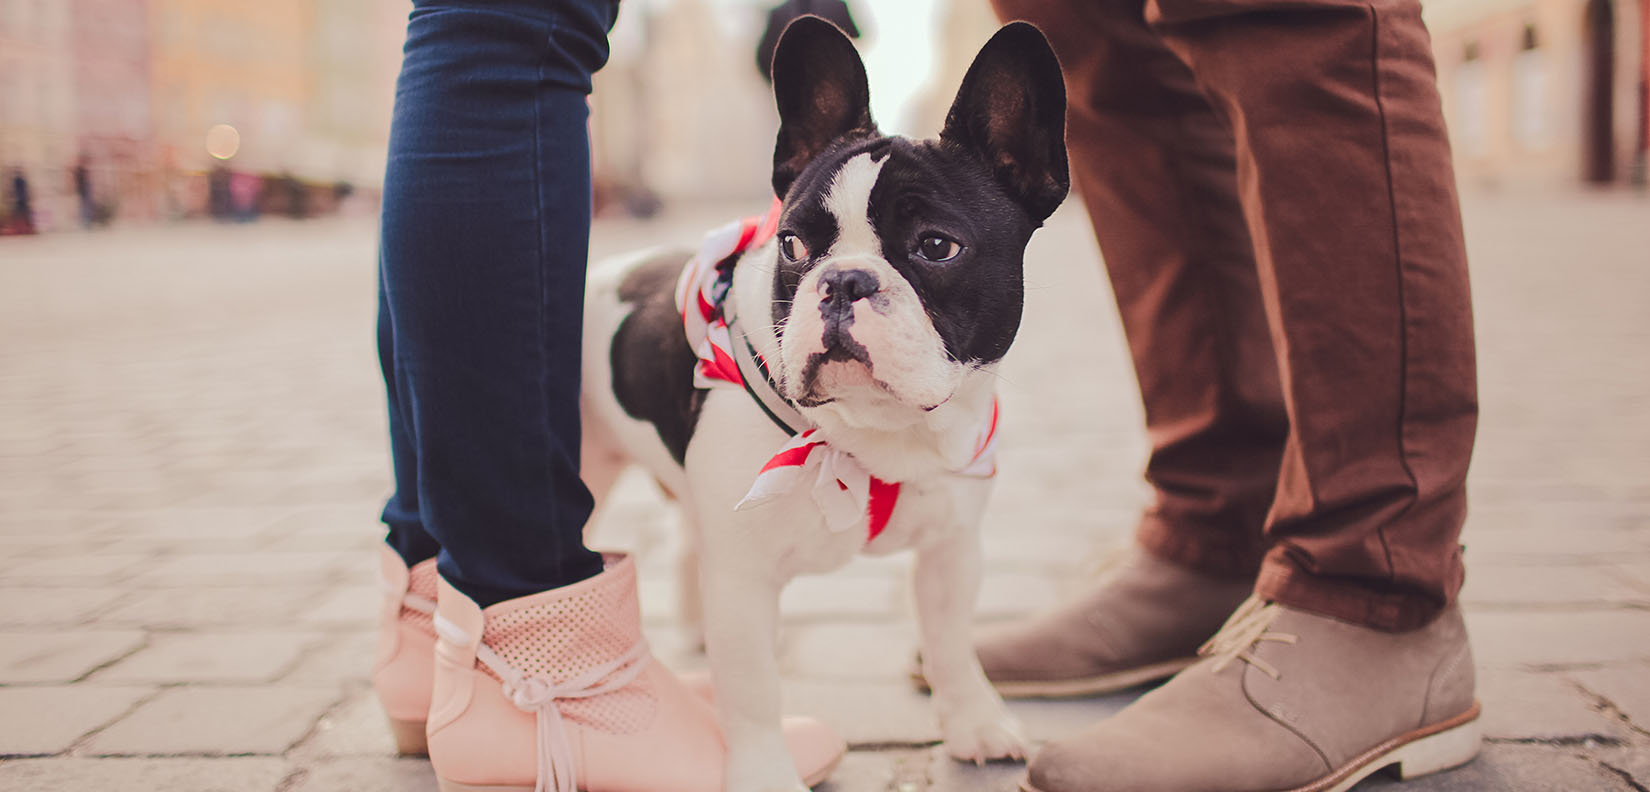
[683,388,989,577]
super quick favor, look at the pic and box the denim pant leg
[378,0,619,607]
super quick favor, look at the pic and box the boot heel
[387,717,429,756]
[1394,715,1481,780]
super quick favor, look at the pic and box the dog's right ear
[771,16,877,199]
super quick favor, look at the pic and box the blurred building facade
[1,0,403,232]
[1429,0,1647,188]
[591,0,780,213]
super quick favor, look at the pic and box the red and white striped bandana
[673,199,783,389]
[675,201,1000,542]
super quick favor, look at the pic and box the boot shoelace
[399,589,436,616]
[433,614,652,792]
[1198,597,1298,680]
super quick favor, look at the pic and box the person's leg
[378,277,440,568]
[1002,0,1290,578]
[379,0,612,607]
[1145,0,1477,630]
[1021,0,1481,788]
[376,6,848,789]
[966,0,1279,699]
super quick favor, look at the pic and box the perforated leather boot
[372,545,439,755]
[427,554,844,792]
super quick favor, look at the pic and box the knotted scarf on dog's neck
[673,200,998,542]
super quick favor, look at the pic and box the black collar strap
[725,313,809,437]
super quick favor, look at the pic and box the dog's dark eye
[916,235,962,262]
[779,232,809,262]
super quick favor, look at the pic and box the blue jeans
[377,0,619,607]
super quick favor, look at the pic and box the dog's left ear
[771,15,878,199]
[940,22,1069,223]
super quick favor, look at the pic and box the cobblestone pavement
[1,191,1647,791]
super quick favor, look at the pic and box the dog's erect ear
[940,22,1069,223]
[771,16,877,199]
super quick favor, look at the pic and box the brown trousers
[993,0,1478,631]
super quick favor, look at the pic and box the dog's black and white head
[756,17,1067,432]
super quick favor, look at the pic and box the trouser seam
[1367,2,1418,595]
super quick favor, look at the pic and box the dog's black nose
[820,268,879,305]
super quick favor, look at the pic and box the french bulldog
[579,17,1069,791]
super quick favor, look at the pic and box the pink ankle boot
[372,546,440,755]
[427,554,844,792]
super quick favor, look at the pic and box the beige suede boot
[1022,597,1482,792]
[917,549,1252,698]
[372,546,440,755]
[427,554,844,792]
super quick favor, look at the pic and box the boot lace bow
[437,616,651,792]
[1198,597,1297,679]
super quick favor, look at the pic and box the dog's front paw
[941,707,1029,765]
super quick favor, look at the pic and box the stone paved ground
[0,191,1647,791]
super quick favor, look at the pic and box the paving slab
[288,689,400,759]
[261,506,384,553]
[785,680,942,745]
[0,587,124,627]
[1461,564,1649,608]
[815,749,926,792]
[2,553,151,584]
[84,686,342,755]
[286,757,439,792]
[1464,610,1650,668]
[94,585,312,628]
[0,757,292,792]
[298,584,379,626]
[133,551,352,586]
[1570,664,1650,733]
[1598,746,1650,790]
[1615,563,1650,593]
[782,574,904,620]
[974,572,1063,619]
[1476,668,1633,741]
[280,630,377,685]
[1355,744,1634,791]
[0,686,154,755]
[925,746,1027,792]
[93,631,319,684]
[783,623,926,681]
[0,630,146,683]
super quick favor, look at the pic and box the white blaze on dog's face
[775,152,959,415]
[762,18,1069,429]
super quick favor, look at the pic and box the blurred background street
[2,188,1647,791]
[3,0,1649,790]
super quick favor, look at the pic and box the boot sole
[433,738,844,791]
[912,657,1197,700]
[1017,701,1482,792]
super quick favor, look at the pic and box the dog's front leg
[700,549,808,792]
[913,509,1028,764]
